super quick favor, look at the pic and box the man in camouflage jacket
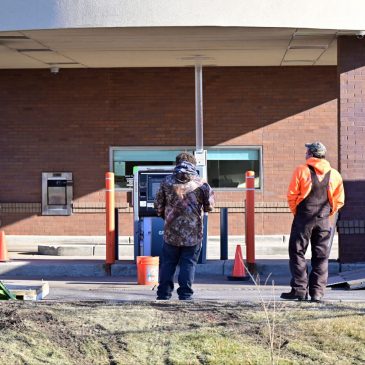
[154,152,215,300]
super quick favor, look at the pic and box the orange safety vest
[287,157,345,216]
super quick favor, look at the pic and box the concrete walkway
[7,234,339,260]
[0,258,343,278]
[2,234,364,303]
[1,257,364,303]
[2,276,365,303]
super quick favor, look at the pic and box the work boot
[280,290,308,301]
[156,296,171,301]
[179,296,193,301]
[310,295,323,303]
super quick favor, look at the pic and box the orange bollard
[0,231,9,262]
[245,171,256,273]
[227,245,248,281]
[105,172,115,270]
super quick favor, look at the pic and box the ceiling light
[17,48,53,52]
[46,62,78,65]
[356,30,365,39]
[0,35,29,40]
[180,55,214,61]
[283,59,315,62]
[289,45,328,50]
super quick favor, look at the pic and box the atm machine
[133,166,208,262]
[42,172,73,215]
[133,166,173,259]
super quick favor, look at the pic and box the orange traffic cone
[227,245,249,281]
[0,231,9,262]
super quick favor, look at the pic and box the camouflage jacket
[154,162,215,247]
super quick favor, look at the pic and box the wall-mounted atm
[133,165,208,263]
[42,172,73,216]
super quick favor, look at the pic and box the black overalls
[289,165,332,298]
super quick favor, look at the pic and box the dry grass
[0,300,364,365]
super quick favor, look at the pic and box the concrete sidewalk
[0,258,343,278]
[2,245,364,303]
[6,234,340,260]
[1,233,350,280]
[1,233,357,280]
[2,233,363,304]
[2,275,365,303]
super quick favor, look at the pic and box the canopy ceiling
[0,27,344,69]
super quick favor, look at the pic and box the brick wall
[0,66,337,236]
[338,36,365,263]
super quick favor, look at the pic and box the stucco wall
[0,0,364,32]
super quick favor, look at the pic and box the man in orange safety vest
[281,142,345,302]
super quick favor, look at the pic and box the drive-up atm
[133,166,173,258]
[133,165,208,262]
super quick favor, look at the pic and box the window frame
[109,145,263,192]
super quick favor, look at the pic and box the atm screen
[150,182,161,200]
[137,170,173,217]
[146,173,171,201]
[148,178,164,200]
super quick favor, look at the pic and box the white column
[194,65,207,179]
[195,64,204,152]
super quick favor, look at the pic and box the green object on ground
[0,281,17,300]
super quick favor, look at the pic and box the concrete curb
[37,243,293,259]
[7,234,339,245]
[38,245,94,256]
[0,259,340,278]
[0,261,108,278]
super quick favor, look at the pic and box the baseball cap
[305,142,327,158]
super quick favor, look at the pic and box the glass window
[111,147,261,189]
[207,149,261,189]
[112,149,182,188]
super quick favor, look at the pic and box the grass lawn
[0,300,364,364]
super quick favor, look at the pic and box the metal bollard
[198,213,208,264]
[105,172,115,274]
[220,208,228,260]
[245,171,256,273]
[115,208,119,261]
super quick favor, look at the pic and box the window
[111,147,262,190]
[207,148,261,189]
[112,149,180,188]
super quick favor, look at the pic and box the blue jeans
[157,242,201,300]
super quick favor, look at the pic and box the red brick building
[0,1,364,263]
